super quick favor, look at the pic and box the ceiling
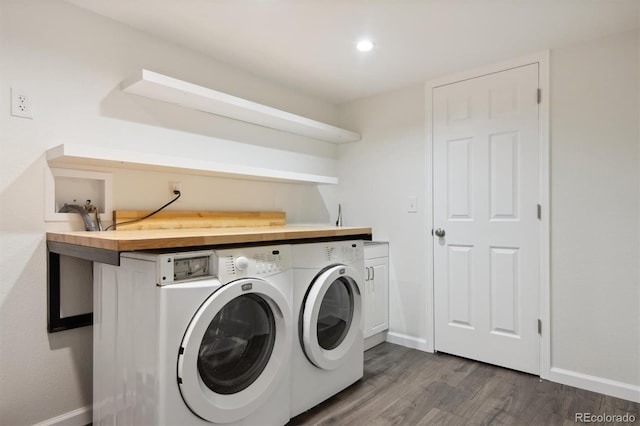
[66,0,639,104]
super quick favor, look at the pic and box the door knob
[434,228,446,238]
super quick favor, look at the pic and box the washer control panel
[215,244,292,283]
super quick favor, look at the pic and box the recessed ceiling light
[356,39,374,52]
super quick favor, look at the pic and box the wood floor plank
[419,408,467,426]
[288,342,640,426]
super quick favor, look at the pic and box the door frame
[424,51,550,379]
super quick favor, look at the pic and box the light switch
[408,196,417,213]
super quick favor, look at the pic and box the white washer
[290,240,365,418]
[93,245,293,426]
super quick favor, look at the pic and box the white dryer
[290,240,365,418]
[93,245,293,426]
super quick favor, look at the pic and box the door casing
[424,51,550,380]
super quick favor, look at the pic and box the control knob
[234,256,250,271]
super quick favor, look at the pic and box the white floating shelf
[46,144,338,185]
[121,69,361,144]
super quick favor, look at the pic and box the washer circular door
[178,278,291,424]
[301,264,362,370]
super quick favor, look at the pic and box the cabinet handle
[371,266,375,280]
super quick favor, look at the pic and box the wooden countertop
[47,225,372,252]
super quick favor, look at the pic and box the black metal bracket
[47,241,119,333]
[47,251,93,333]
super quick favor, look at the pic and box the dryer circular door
[178,278,291,424]
[301,264,362,370]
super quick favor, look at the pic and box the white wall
[338,86,428,349]
[338,30,639,395]
[0,1,340,424]
[550,30,639,387]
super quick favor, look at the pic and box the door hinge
[537,319,542,334]
[537,88,541,104]
[537,204,542,220]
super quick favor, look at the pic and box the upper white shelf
[121,70,361,144]
[46,144,338,185]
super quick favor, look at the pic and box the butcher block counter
[47,224,372,263]
[46,210,371,265]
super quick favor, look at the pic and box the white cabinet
[363,242,389,350]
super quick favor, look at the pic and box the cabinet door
[364,257,389,338]
[363,265,374,338]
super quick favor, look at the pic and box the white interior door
[433,64,540,374]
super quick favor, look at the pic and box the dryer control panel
[324,242,363,264]
[215,244,292,284]
[292,240,364,268]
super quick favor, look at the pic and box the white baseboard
[386,331,431,352]
[549,367,640,403]
[364,331,387,351]
[33,406,92,426]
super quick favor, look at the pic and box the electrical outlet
[169,181,181,196]
[11,88,32,119]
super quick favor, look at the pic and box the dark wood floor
[289,343,639,426]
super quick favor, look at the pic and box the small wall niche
[45,167,113,225]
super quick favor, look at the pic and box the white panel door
[433,64,540,374]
